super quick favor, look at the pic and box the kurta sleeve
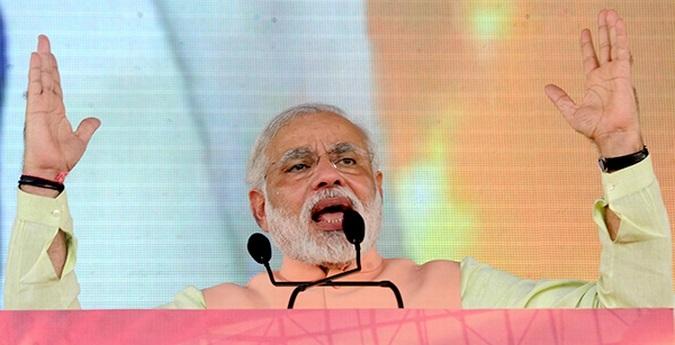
[3,190,209,310]
[3,189,81,309]
[161,286,207,309]
[460,156,672,308]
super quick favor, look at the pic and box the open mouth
[310,197,352,231]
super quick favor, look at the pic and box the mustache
[300,187,362,221]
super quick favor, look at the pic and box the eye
[285,163,310,173]
[336,157,357,166]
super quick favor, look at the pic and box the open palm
[23,35,100,180]
[545,10,642,157]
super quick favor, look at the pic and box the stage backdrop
[0,1,673,308]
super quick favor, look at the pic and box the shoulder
[459,256,519,284]
[163,285,207,309]
[381,258,462,307]
[382,257,460,279]
[420,259,461,272]
[203,281,261,309]
[418,259,461,283]
[202,272,272,309]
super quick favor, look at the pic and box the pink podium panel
[0,308,672,345]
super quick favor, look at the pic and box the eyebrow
[331,142,372,161]
[278,142,363,163]
[279,147,314,164]
[330,142,359,155]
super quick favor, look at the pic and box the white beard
[264,186,382,266]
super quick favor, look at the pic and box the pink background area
[0,308,672,345]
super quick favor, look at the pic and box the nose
[311,156,345,190]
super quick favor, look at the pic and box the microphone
[247,233,271,265]
[342,208,365,250]
[246,233,299,287]
[247,209,404,309]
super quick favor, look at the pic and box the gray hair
[246,103,379,190]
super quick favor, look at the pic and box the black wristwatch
[598,146,649,173]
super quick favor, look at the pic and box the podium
[0,308,672,344]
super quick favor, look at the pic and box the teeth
[317,217,343,224]
[318,218,342,224]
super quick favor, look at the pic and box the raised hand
[23,35,100,182]
[544,9,642,158]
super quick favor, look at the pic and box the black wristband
[18,175,65,193]
[598,146,649,173]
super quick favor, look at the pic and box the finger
[37,34,51,53]
[614,18,631,62]
[75,117,101,145]
[606,10,619,61]
[597,9,610,64]
[48,53,63,98]
[48,53,61,84]
[37,35,57,93]
[39,51,54,92]
[580,29,599,75]
[27,53,43,96]
[544,84,578,123]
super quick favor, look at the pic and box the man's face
[249,112,383,265]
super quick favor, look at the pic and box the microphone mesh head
[247,233,272,264]
[342,209,365,245]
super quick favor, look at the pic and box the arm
[4,190,81,309]
[3,35,100,309]
[544,10,643,239]
[21,35,100,274]
[19,185,66,277]
[461,156,671,308]
[461,9,672,308]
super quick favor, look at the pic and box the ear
[248,189,269,231]
[375,170,384,197]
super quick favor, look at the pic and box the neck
[318,261,352,273]
[279,249,382,281]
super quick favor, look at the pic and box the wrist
[21,168,62,181]
[18,174,65,196]
[22,167,69,182]
[598,146,649,173]
[595,132,644,158]
[18,184,61,198]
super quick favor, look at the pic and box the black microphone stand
[247,209,405,309]
[286,242,404,309]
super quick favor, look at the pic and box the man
[3,9,672,309]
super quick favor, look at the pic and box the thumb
[544,84,578,124]
[75,117,101,145]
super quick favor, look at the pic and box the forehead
[266,112,369,158]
